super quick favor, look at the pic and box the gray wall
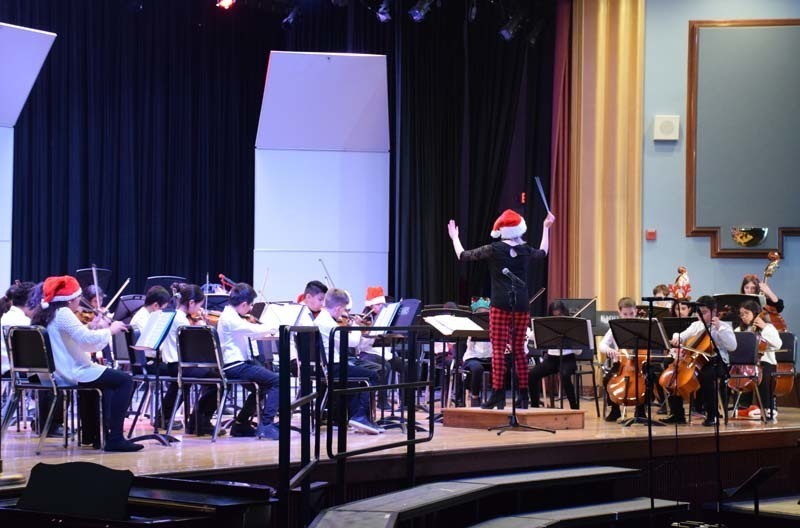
[643,0,800,340]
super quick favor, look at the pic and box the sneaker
[230,421,257,437]
[104,439,144,452]
[746,405,762,419]
[702,415,719,427]
[256,423,280,440]
[348,415,380,435]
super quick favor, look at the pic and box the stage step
[442,407,584,430]
[310,466,639,527]
[469,497,690,527]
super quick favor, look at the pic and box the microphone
[501,268,526,287]
[218,274,238,287]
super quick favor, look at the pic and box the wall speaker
[654,114,680,141]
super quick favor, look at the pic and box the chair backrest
[177,326,223,371]
[8,326,56,376]
[776,332,796,364]
[111,330,131,364]
[730,331,758,365]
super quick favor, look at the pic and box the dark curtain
[3,0,283,293]
[3,0,555,307]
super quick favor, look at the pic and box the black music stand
[75,268,112,294]
[530,316,594,410]
[714,293,762,326]
[113,294,145,324]
[143,276,186,294]
[723,465,780,518]
[608,318,670,427]
[129,311,179,446]
[204,293,229,312]
[636,305,670,320]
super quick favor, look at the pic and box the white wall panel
[0,23,56,127]
[0,127,12,289]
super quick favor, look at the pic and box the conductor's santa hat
[490,209,527,239]
[365,286,386,307]
[41,275,82,309]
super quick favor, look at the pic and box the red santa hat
[490,209,527,239]
[365,286,386,307]
[41,275,82,309]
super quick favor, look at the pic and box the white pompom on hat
[490,209,527,239]
[41,275,82,309]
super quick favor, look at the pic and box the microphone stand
[693,308,726,519]
[488,278,555,436]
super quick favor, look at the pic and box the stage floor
[3,404,800,493]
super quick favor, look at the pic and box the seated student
[528,300,579,410]
[652,284,672,309]
[160,284,218,435]
[31,276,141,452]
[662,295,737,426]
[218,283,281,440]
[287,280,328,376]
[315,288,381,435]
[462,298,493,407]
[356,286,403,410]
[598,297,646,422]
[734,300,782,421]
[129,286,171,335]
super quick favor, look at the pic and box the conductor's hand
[109,321,128,335]
[447,220,459,240]
[543,212,555,229]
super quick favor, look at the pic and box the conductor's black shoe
[660,414,686,425]
[604,406,621,422]
[481,390,506,410]
[702,416,719,427]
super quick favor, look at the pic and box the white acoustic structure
[0,23,57,288]
[254,51,390,306]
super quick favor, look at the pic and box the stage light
[282,5,300,29]
[408,0,434,22]
[499,11,526,41]
[216,0,236,9]
[526,19,545,47]
[376,0,392,22]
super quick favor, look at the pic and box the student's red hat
[41,275,82,308]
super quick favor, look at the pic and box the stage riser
[441,408,585,430]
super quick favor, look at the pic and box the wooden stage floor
[3,405,800,498]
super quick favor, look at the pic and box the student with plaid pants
[448,209,554,409]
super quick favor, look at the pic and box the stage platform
[2,406,800,507]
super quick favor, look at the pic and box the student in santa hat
[357,286,403,410]
[31,275,143,452]
[447,209,555,409]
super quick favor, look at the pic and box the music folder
[259,302,307,330]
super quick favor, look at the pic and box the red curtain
[547,0,572,301]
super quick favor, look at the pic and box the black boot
[515,389,529,409]
[470,396,482,408]
[481,390,506,410]
[605,403,621,422]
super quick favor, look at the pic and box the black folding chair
[0,326,104,453]
[728,332,765,424]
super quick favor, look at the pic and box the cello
[659,329,714,401]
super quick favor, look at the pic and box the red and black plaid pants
[489,306,530,390]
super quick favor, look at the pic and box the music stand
[113,294,145,324]
[661,317,694,339]
[204,293,229,312]
[724,465,780,517]
[75,268,112,294]
[608,318,669,427]
[714,293,762,326]
[129,311,179,446]
[143,275,186,294]
[636,305,670,320]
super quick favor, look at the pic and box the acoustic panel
[255,51,389,152]
[254,148,389,253]
[0,23,57,127]
[0,127,12,288]
[253,250,387,311]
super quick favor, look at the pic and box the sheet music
[132,311,176,351]
[260,302,307,330]
[368,302,400,336]
[423,314,484,336]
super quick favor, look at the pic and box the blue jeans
[224,361,279,424]
[330,362,379,420]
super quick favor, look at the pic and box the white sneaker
[349,416,380,435]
